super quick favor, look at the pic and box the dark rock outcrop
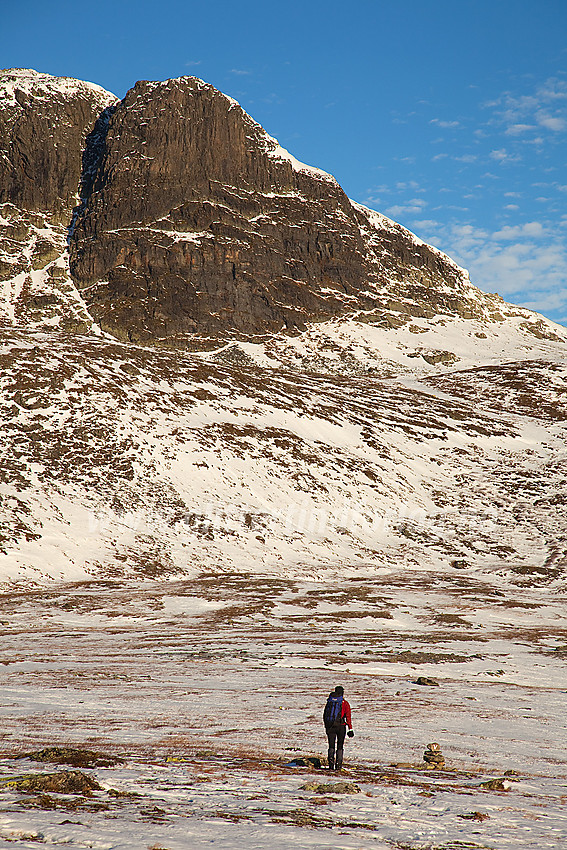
[0,70,542,347]
[0,69,117,332]
[69,76,497,347]
[69,77,377,344]
[0,68,117,222]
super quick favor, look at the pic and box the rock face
[68,76,502,347]
[0,68,117,222]
[0,69,117,332]
[0,69,557,349]
[69,77,374,343]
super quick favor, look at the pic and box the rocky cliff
[68,76,511,347]
[0,69,117,331]
[0,69,117,221]
[1,69,546,350]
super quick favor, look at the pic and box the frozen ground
[0,570,566,849]
[1,249,566,848]
[1,323,566,587]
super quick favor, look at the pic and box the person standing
[323,685,354,770]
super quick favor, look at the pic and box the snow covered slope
[0,70,566,587]
[1,323,565,585]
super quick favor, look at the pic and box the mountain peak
[0,67,116,107]
[0,69,564,357]
[66,72,525,348]
[0,71,566,599]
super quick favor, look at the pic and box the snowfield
[1,66,566,849]
[0,314,566,585]
[0,308,566,848]
[0,574,566,849]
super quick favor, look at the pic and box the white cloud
[492,222,545,240]
[486,77,567,140]
[538,78,567,101]
[522,289,567,314]
[505,123,535,135]
[459,239,567,299]
[430,118,461,129]
[410,219,567,318]
[490,148,521,164]
[386,199,427,217]
[412,219,440,230]
[396,181,424,192]
[536,113,566,131]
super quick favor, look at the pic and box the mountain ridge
[0,69,566,587]
[2,68,564,350]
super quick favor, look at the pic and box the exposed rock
[479,777,510,791]
[108,788,142,799]
[18,746,123,768]
[284,756,322,769]
[302,781,360,794]
[0,70,116,332]
[419,350,459,366]
[1,770,101,795]
[415,676,440,687]
[423,742,445,769]
[0,69,117,222]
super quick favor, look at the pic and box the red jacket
[340,699,352,729]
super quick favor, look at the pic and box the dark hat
[334,685,344,696]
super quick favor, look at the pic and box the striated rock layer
[0,69,561,350]
[68,76,508,347]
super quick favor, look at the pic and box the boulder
[19,746,123,768]
[415,676,440,687]
[1,770,101,795]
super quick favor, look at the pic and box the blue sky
[3,0,567,322]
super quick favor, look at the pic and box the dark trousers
[326,723,346,769]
